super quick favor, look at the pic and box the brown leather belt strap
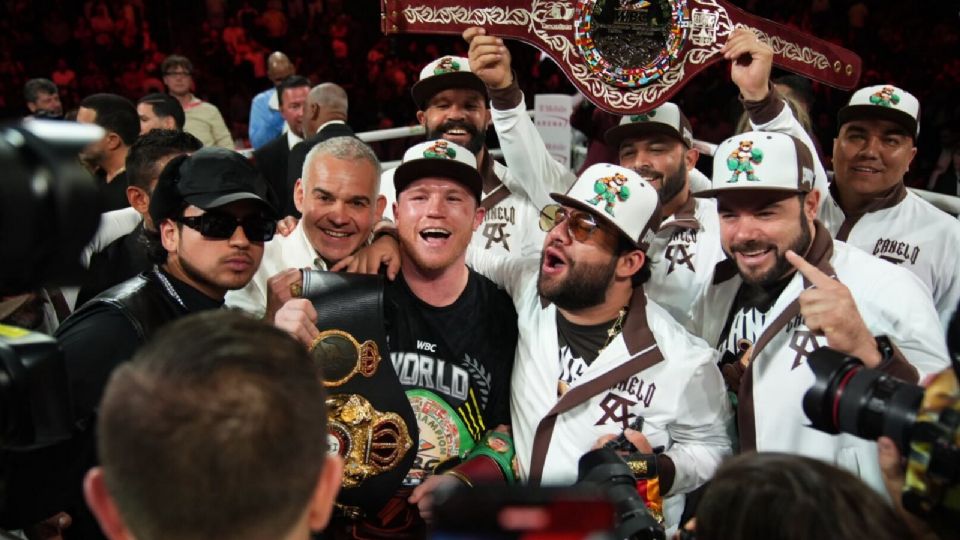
[527,343,664,485]
[382,0,861,115]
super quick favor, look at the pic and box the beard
[426,120,486,154]
[729,209,813,288]
[537,253,618,310]
[637,161,686,208]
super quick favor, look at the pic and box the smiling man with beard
[3,147,279,539]
[688,130,948,498]
[378,53,572,258]
[274,139,519,538]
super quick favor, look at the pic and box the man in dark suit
[286,83,355,216]
[253,75,311,216]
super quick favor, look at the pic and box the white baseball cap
[410,56,488,110]
[551,163,662,250]
[394,139,482,202]
[604,102,694,148]
[698,131,815,197]
[837,84,920,138]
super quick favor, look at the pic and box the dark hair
[79,93,140,146]
[142,204,185,264]
[137,93,186,130]
[276,75,311,107]
[97,310,329,540]
[160,54,193,75]
[694,452,915,540]
[616,235,652,287]
[23,78,58,103]
[126,130,202,191]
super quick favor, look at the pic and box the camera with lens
[0,120,102,529]
[576,446,666,540]
[803,342,959,530]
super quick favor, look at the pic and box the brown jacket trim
[737,221,835,452]
[488,73,524,110]
[528,291,664,484]
[877,342,918,384]
[833,181,907,241]
[656,454,676,494]
[659,193,701,232]
[478,150,511,207]
[741,82,784,126]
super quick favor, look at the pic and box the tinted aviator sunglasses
[177,213,277,242]
[539,204,605,242]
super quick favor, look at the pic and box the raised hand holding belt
[300,270,418,516]
[382,0,861,114]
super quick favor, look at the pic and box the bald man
[285,83,356,216]
[249,51,296,149]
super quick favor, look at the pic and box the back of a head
[79,93,140,146]
[96,311,329,540]
[126,129,203,190]
[138,93,186,131]
[311,83,348,116]
[694,453,914,540]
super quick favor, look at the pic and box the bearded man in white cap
[727,28,960,329]
[378,54,573,258]
[688,130,948,497]
[467,163,732,533]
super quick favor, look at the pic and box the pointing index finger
[785,250,834,288]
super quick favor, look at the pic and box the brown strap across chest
[527,291,663,484]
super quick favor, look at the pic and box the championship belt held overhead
[381,0,862,114]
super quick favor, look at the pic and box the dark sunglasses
[177,213,276,242]
[539,204,605,243]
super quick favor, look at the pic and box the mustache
[635,166,663,182]
[434,120,480,137]
[730,240,775,253]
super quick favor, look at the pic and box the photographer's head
[538,164,660,311]
[83,311,343,540]
[692,452,912,540]
[146,147,279,299]
[701,131,819,288]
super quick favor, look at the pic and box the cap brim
[549,193,640,248]
[187,192,279,218]
[395,158,482,202]
[411,72,488,109]
[694,185,806,198]
[838,104,918,138]
[604,122,688,148]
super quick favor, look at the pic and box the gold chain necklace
[599,306,629,354]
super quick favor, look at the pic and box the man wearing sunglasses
[465,164,732,533]
[5,147,279,540]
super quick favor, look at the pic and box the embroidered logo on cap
[726,140,764,183]
[869,86,901,108]
[588,172,631,217]
[629,110,657,123]
[433,57,461,75]
[423,140,456,159]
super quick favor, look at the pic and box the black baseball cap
[149,147,279,225]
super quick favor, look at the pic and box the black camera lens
[578,447,665,540]
[803,347,924,449]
